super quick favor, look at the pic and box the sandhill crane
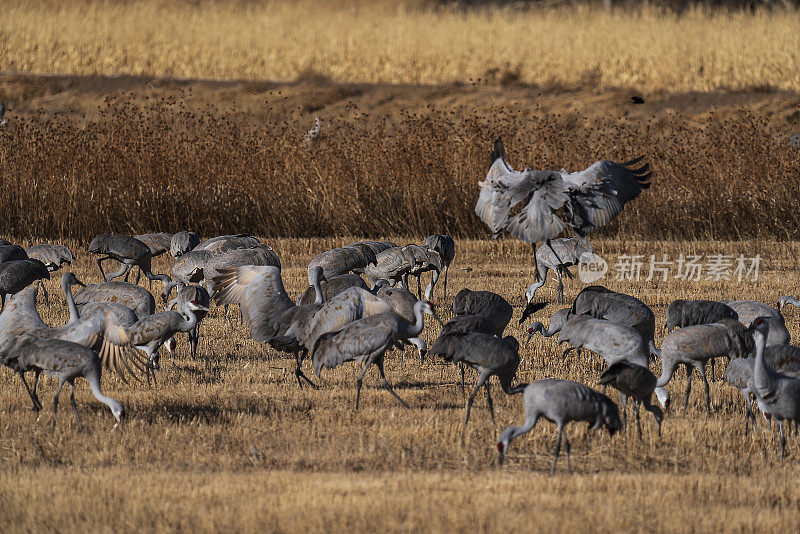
[423,234,455,300]
[657,318,752,414]
[165,284,210,359]
[525,235,592,304]
[73,280,155,319]
[535,314,650,371]
[302,285,394,356]
[570,285,659,357]
[312,244,378,283]
[171,250,215,287]
[0,285,141,401]
[363,246,415,287]
[598,362,663,438]
[127,299,209,382]
[202,245,281,297]
[6,336,125,428]
[88,235,172,289]
[0,244,28,263]
[475,138,650,302]
[451,289,513,337]
[134,233,173,257]
[666,299,739,378]
[496,379,621,473]
[750,317,800,461]
[25,244,75,272]
[194,234,260,254]
[213,265,328,388]
[297,273,367,305]
[312,300,442,409]
[170,231,200,258]
[430,331,523,430]
[722,300,790,346]
[0,258,50,308]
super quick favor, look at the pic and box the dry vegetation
[1,89,799,241]
[2,237,800,532]
[1,0,800,91]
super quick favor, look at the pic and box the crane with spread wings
[475,139,651,302]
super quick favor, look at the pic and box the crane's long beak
[432,311,444,327]
[524,331,534,347]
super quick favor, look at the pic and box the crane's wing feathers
[312,314,397,375]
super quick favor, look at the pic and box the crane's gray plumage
[170,231,200,258]
[476,138,651,243]
[496,379,621,473]
[749,318,800,461]
[194,234,260,254]
[88,234,171,288]
[312,300,441,409]
[666,299,738,332]
[73,280,156,319]
[213,265,327,387]
[599,362,663,438]
[721,300,790,347]
[0,258,50,308]
[723,357,760,434]
[451,288,512,337]
[376,285,428,360]
[423,234,455,300]
[171,250,215,287]
[550,314,650,368]
[308,243,378,284]
[403,244,442,298]
[4,336,125,428]
[165,284,211,359]
[134,233,173,257]
[657,318,753,413]
[0,244,28,264]
[430,331,523,430]
[297,273,367,306]
[525,236,593,304]
[25,244,75,272]
[571,285,659,357]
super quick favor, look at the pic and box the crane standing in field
[312,300,442,409]
[25,244,75,273]
[165,284,211,359]
[88,235,172,290]
[423,234,455,300]
[525,235,592,304]
[599,362,663,438]
[496,379,621,473]
[0,258,50,308]
[475,138,651,303]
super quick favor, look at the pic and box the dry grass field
[1,1,800,91]
[2,236,800,532]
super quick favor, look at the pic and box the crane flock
[2,139,800,474]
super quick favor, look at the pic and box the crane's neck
[63,278,80,324]
[403,302,427,338]
[312,272,325,306]
[752,330,774,399]
[87,370,123,417]
[178,303,199,332]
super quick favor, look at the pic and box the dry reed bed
[1,237,800,531]
[2,1,800,92]
[1,95,799,240]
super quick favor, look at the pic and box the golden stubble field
[2,236,800,532]
[2,1,800,92]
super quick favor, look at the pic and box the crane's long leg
[634,401,643,440]
[354,358,374,410]
[779,420,786,462]
[683,364,693,410]
[52,379,65,430]
[643,400,662,437]
[556,269,564,304]
[376,357,408,409]
[563,428,572,473]
[106,262,130,282]
[190,326,199,359]
[698,363,711,415]
[619,393,628,433]
[294,350,318,389]
[97,257,109,281]
[463,370,491,432]
[551,424,564,475]
[31,370,42,409]
[459,362,466,400]
[443,264,449,301]
[744,394,757,436]
[416,275,422,300]
[484,381,496,428]
[18,372,42,412]
[68,381,82,430]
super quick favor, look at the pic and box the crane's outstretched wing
[560,157,651,235]
[213,265,293,341]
